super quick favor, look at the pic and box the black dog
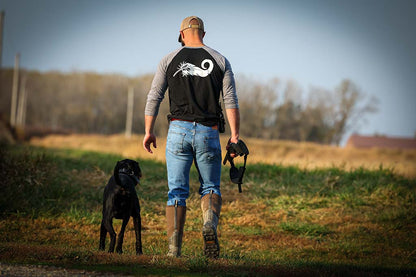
[99,159,143,255]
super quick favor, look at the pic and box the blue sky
[1,0,415,143]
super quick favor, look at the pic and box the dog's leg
[116,216,129,254]
[133,215,143,255]
[105,218,117,253]
[99,220,107,251]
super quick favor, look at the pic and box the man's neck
[185,42,204,47]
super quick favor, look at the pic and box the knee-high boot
[166,201,186,257]
[201,191,222,258]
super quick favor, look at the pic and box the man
[143,16,240,258]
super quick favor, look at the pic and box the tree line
[0,69,377,145]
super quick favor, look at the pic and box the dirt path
[0,263,133,277]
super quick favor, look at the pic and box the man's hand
[143,115,157,154]
[225,108,240,158]
[143,133,157,154]
[226,137,239,158]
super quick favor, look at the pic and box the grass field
[30,134,416,178]
[1,136,416,276]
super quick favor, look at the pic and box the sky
[1,0,415,144]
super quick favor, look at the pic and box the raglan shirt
[145,45,239,127]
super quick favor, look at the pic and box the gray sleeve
[222,58,239,109]
[144,49,181,116]
[144,59,168,116]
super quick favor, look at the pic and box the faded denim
[165,120,222,206]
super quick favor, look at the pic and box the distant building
[346,134,416,149]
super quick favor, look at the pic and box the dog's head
[114,159,142,186]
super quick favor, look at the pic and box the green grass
[1,143,415,276]
[279,222,332,238]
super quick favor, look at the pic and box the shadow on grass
[1,243,415,277]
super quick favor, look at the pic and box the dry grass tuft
[30,134,416,178]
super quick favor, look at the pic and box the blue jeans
[166,120,222,206]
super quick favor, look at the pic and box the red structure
[346,134,416,149]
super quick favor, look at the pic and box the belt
[170,118,218,130]
[171,118,194,123]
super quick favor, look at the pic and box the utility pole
[10,53,20,127]
[0,10,4,67]
[125,86,134,138]
[17,74,27,128]
[0,11,4,105]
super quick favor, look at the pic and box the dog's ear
[114,161,121,176]
[114,161,122,185]
[134,161,142,178]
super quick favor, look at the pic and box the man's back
[166,47,224,125]
[145,45,238,126]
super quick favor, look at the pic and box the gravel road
[0,263,134,277]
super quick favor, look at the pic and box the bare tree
[237,76,280,139]
[328,80,378,145]
[307,80,378,145]
[0,69,377,145]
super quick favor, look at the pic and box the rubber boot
[166,201,186,257]
[201,190,222,258]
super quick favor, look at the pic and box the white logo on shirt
[173,59,214,77]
